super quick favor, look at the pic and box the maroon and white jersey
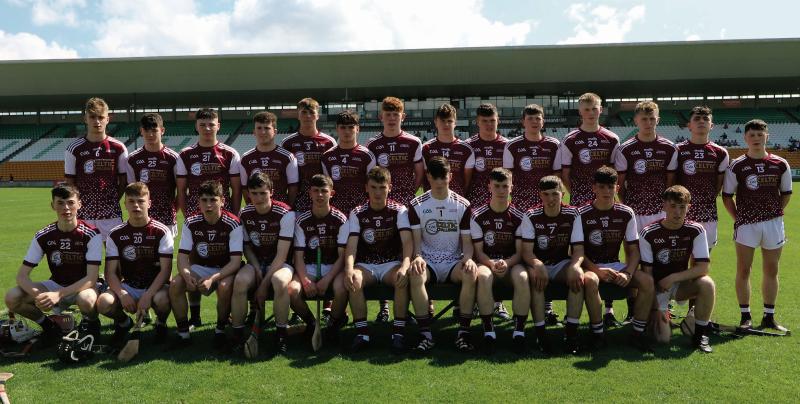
[722,154,792,227]
[366,132,423,205]
[640,220,709,283]
[321,144,376,215]
[469,204,525,260]
[675,141,729,222]
[503,135,561,211]
[408,190,472,264]
[559,128,620,206]
[521,205,583,266]
[615,136,678,216]
[64,136,128,220]
[176,142,241,214]
[294,208,349,266]
[178,210,243,268]
[126,146,180,226]
[105,220,173,289]
[240,202,295,264]
[23,221,102,287]
[466,134,508,206]
[238,146,299,205]
[421,138,475,196]
[577,203,638,264]
[348,201,411,265]
[281,131,337,212]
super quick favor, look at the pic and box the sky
[1,0,799,60]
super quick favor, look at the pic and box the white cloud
[685,33,700,41]
[91,0,534,57]
[10,0,88,27]
[558,3,645,44]
[0,30,79,60]
[719,28,727,39]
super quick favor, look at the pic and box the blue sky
[1,0,799,60]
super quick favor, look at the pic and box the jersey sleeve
[609,141,621,165]
[692,228,710,262]
[502,145,514,169]
[105,237,120,259]
[520,214,534,241]
[469,216,483,242]
[158,230,174,257]
[559,142,573,167]
[238,160,249,186]
[780,162,793,194]
[117,147,129,174]
[178,222,193,253]
[722,166,737,196]
[22,237,44,267]
[366,152,377,172]
[465,146,475,169]
[459,206,471,235]
[667,146,678,171]
[64,149,77,177]
[86,233,103,265]
[614,149,628,172]
[718,150,730,174]
[413,140,423,163]
[552,144,562,171]
[408,204,421,229]
[396,206,411,231]
[347,211,361,237]
[229,225,243,255]
[229,151,241,176]
[570,214,583,244]
[286,154,300,185]
[639,236,653,265]
[279,211,296,240]
[321,160,330,176]
[625,212,639,243]
[294,220,306,249]
[175,156,187,177]
[337,220,349,246]
[125,160,136,184]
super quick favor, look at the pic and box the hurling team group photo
[3,91,794,365]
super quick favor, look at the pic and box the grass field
[0,186,798,403]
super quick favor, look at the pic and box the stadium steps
[783,108,800,123]
[0,125,60,164]
[224,121,247,145]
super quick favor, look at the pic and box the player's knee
[217,277,233,293]
[96,292,115,314]
[477,267,493,285]
[4,287,23,309]
[233,273,252,294]
[583,271,599,290]
[287,281,301,298]
[697,276,715,296]
[169,276,185,293]
[636,272,655,295]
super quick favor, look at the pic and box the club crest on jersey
[51,251,63,266]
[578,148,592,164]
[683,160,696,175]
[484,231,496,246]
[249,232,261,247]
[308,236,320,249]
[197,242,209,258]
[190,162,203,176]
[520,157,533,172]
[425,219,439,235]
[295,152,306,166]
[476,157,489,172]
[634,159,647,174]
[123,245,137,261]
[745,174,759,190]
[83,160,95,174]
[589,229,603,246]
[537,235,549,249]
[139,169,150,183]
[656,248,671,264]
[363,228,376,244]
[377,153,390,167]
[331,165,341,180]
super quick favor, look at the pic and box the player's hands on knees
[411,256,426,275]
[531,264,548,292]
[598,267,618,283]
[613,271,632,287]
[344,271,357,293]
[493,260,508,275]
[198,277,214,294]
[255,282,269,308]
[463,258,478,275]
[301,276,316,298]
[35,291,60,311]
[567,267,584,293]
[137,293,153,313]
[119,291,137,313]
[395,267,408,288]
[182,272,198,291]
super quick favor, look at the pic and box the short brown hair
[489,167,512,183]
[476,103,497,117]
[744,119,768,133]
[297,98,320,113]
[52,183,80,200]
[253,111,277,126]
[593,166,618,185]
[140,113,163,130]
[199,180,224,198]
[381,97,404,112]
[426,156,450,179]
[84,97,109,116]
[247,172,273,191]
[435,104,457,120]
[662,185,691,204]
[367,166,391,185]
[689,106,712,119]
[522,104,544,117]
[336,110,359,126]
[125,182,150,198]
[310,174,334,189]
[578,93,602,105]
[539,175,564,192]
[195,108,218,121]
[634,101,659,116]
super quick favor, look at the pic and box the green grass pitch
[0,186,797,403]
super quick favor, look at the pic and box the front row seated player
[339,166,413,353]
[5,184,103,344]
[472,168,530,354]
[580,167,655,352]
[407,156,477,353]
[232,172,295,354]
[640,185,716,353]
[523,175,586,355]
[169,180,246,350]
[97,182,174,349]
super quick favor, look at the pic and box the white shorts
[167,224,178,239]
[121,283,147,301]
[84,217,123,240]
[734,217,786,250]
[304,263,333,280]
[699,221,718,248]
[41,279,96,309]
[358,261,400,282]
[427,260,460,284]
[636,212,666,234]
[596,262,627,272]
[545,259,571,279]
[259,262,294,277]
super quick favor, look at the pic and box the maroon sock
[459,314,472,335]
